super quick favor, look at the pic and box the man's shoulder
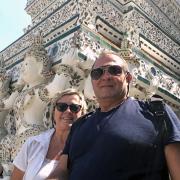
[72,111,96,128]
[76,111,95,123]
[126,97,148,109]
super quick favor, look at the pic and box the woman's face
[53,94,83,130]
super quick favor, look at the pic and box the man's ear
[126,72,132,83]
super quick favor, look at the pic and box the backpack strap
[147,95,171,179]
[148,95,169,142]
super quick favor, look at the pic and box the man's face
[91,54,130,102]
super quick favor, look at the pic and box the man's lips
[100,84,114,88]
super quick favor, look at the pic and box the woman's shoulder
[26,129,55,144]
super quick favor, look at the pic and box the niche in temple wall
[95,17,123,47]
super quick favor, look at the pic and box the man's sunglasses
[56,103,81,113]
[90,65,123,80]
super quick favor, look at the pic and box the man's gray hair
[93,51,129,72]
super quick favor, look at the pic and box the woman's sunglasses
[56,103,81,113]
[90,65,123,80]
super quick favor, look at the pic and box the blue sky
[0,0,31,51]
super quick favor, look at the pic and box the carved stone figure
[0,55,14,179]
[0,32,96,179]
[0,33,56,178]
[10,33,56,159]
[0,55,11,141]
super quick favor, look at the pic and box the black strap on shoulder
[148,95,168,142]
[147,95,170,179]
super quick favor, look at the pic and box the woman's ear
[126,72,132,83]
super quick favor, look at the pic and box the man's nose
[101,69,111,79]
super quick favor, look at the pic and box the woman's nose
[64,107,72,113]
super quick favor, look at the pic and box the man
[48,52,180,180]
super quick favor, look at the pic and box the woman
[11,88,87,180]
